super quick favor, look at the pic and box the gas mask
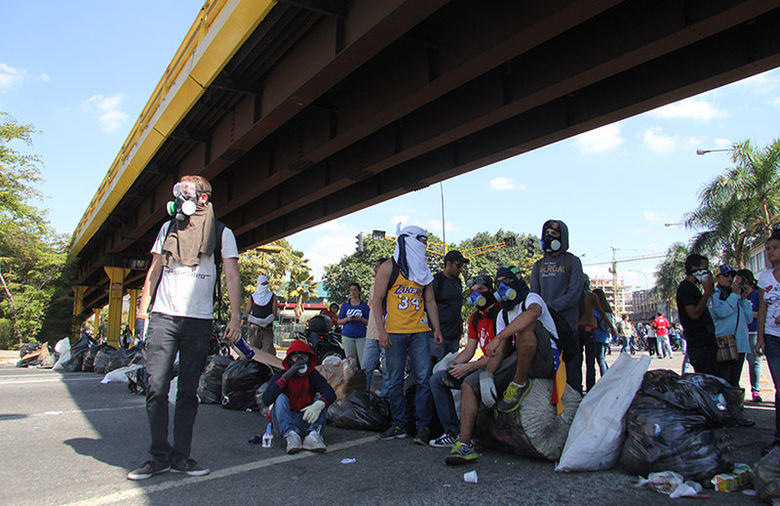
[293,357,308,375]
[166,181,201,221]
[539,234,562,253]
[466,289,495,310]
[493,282,518,303]
[691,269,711,285]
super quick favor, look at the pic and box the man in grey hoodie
[530,219,585,393]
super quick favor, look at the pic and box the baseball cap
[714,264,736,277]
[443,250,469,265]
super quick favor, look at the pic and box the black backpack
[502,297,579,363]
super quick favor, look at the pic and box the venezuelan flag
[551,348,567,415]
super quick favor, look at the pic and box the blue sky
[3,1,780,290]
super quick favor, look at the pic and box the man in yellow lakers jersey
[371,225,443,444]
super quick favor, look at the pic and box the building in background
[590,277,631,315]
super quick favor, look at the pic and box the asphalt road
[0,352,772,505]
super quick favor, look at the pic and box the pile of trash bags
[619,370,742,481]
[221,359,273,410]
[328,390,392,431]
[198,355,234,404]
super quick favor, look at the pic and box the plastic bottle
[261,423,273,448]
[233,337,255,359]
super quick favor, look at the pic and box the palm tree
[685,139,780,265]
[286,254,317,322]
[653,242,691,315]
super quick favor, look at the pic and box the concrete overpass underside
[73,0,780,319]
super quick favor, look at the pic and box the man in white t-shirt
[446,265,556,466]
[128,175,242,481]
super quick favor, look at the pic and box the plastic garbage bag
[635,471,702,497]
[100,364,144,384]
[754,447,780,501]
[557,353,650,472]
[58,335,93,372]
[327,390,392,431]
[126,344,145,365]
[52,338,72,371]
[127,367,148,395]
[619,371,732,481]
[221,359,273,410]
[197,355,233,404]
[83,343,111,372]
[106,348,130,372]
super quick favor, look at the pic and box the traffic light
[356,232,365,252]
[503,236,517,247]
[525,238,536,257]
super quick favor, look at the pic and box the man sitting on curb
[446,265,558,465]
[429,275,499,448]
[262,340,336,454]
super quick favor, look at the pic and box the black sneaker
[412,426,429,446]
[127,460,170,481]
[170,458,210,477]
[377,424,407,440]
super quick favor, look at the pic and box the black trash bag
[19,342,42,358]
[619,371,733,481]
[127,367,149,395]
[106,348,130,372]
[677,373,745,423]
[60,335,93,372]
[198,355,233,404]
[93,345,118,375]
[754,446,780,501]
[126,344,145,365]
[254,381,272,416]
[327,390,391,431]
[221,360,273,410]
[83,343,111,372]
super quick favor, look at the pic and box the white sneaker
[302,430,326,453]
[429,432,458,448]
[285,431,303,454]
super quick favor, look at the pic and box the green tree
[286,253,317,322]
[321,236,395,302]
[685,138,780,265]
[0,113,67,347]
[653,242,693,314]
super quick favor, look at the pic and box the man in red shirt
[652,311,673,359]
[428,275,499,448]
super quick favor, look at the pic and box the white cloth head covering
[393,224,433,286]
[252,275,273,305]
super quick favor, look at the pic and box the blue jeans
[764,334,780,442]
[362,339,389,396]
[657,335,673,358]
[429,369,460,434]
[595,342,609,379]
[386,331,433,430]
[272,393,327,436]
[431,337,460,363]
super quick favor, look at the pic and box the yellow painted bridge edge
[70,0,277,257]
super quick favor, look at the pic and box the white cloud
[650,97,728,121]
[489,176,525,191]
[0,63,28,91]
[573,124,623,154]
[304,219,360,280]
[643,210,661,223]
[641,127,700,154]
[389,215,410,227]
[422,219,457,235]
[733,69,780,94]
[81,93,129,132]
[714,138,732,148]
[773,97,780,108]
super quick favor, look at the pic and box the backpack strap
[214,220,226,323]
[148,219,176,312]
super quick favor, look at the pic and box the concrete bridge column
[71,285,88,341]
[103,266,130,348]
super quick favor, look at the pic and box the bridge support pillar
[103,266,130,348]
[72,285,88,341]
[92,307,103,337]
[127,288,142,342]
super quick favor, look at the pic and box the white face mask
[691,269,710,284]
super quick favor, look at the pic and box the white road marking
[0,376,102,385]
[64,435,378,506]
[25,405,145,418]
